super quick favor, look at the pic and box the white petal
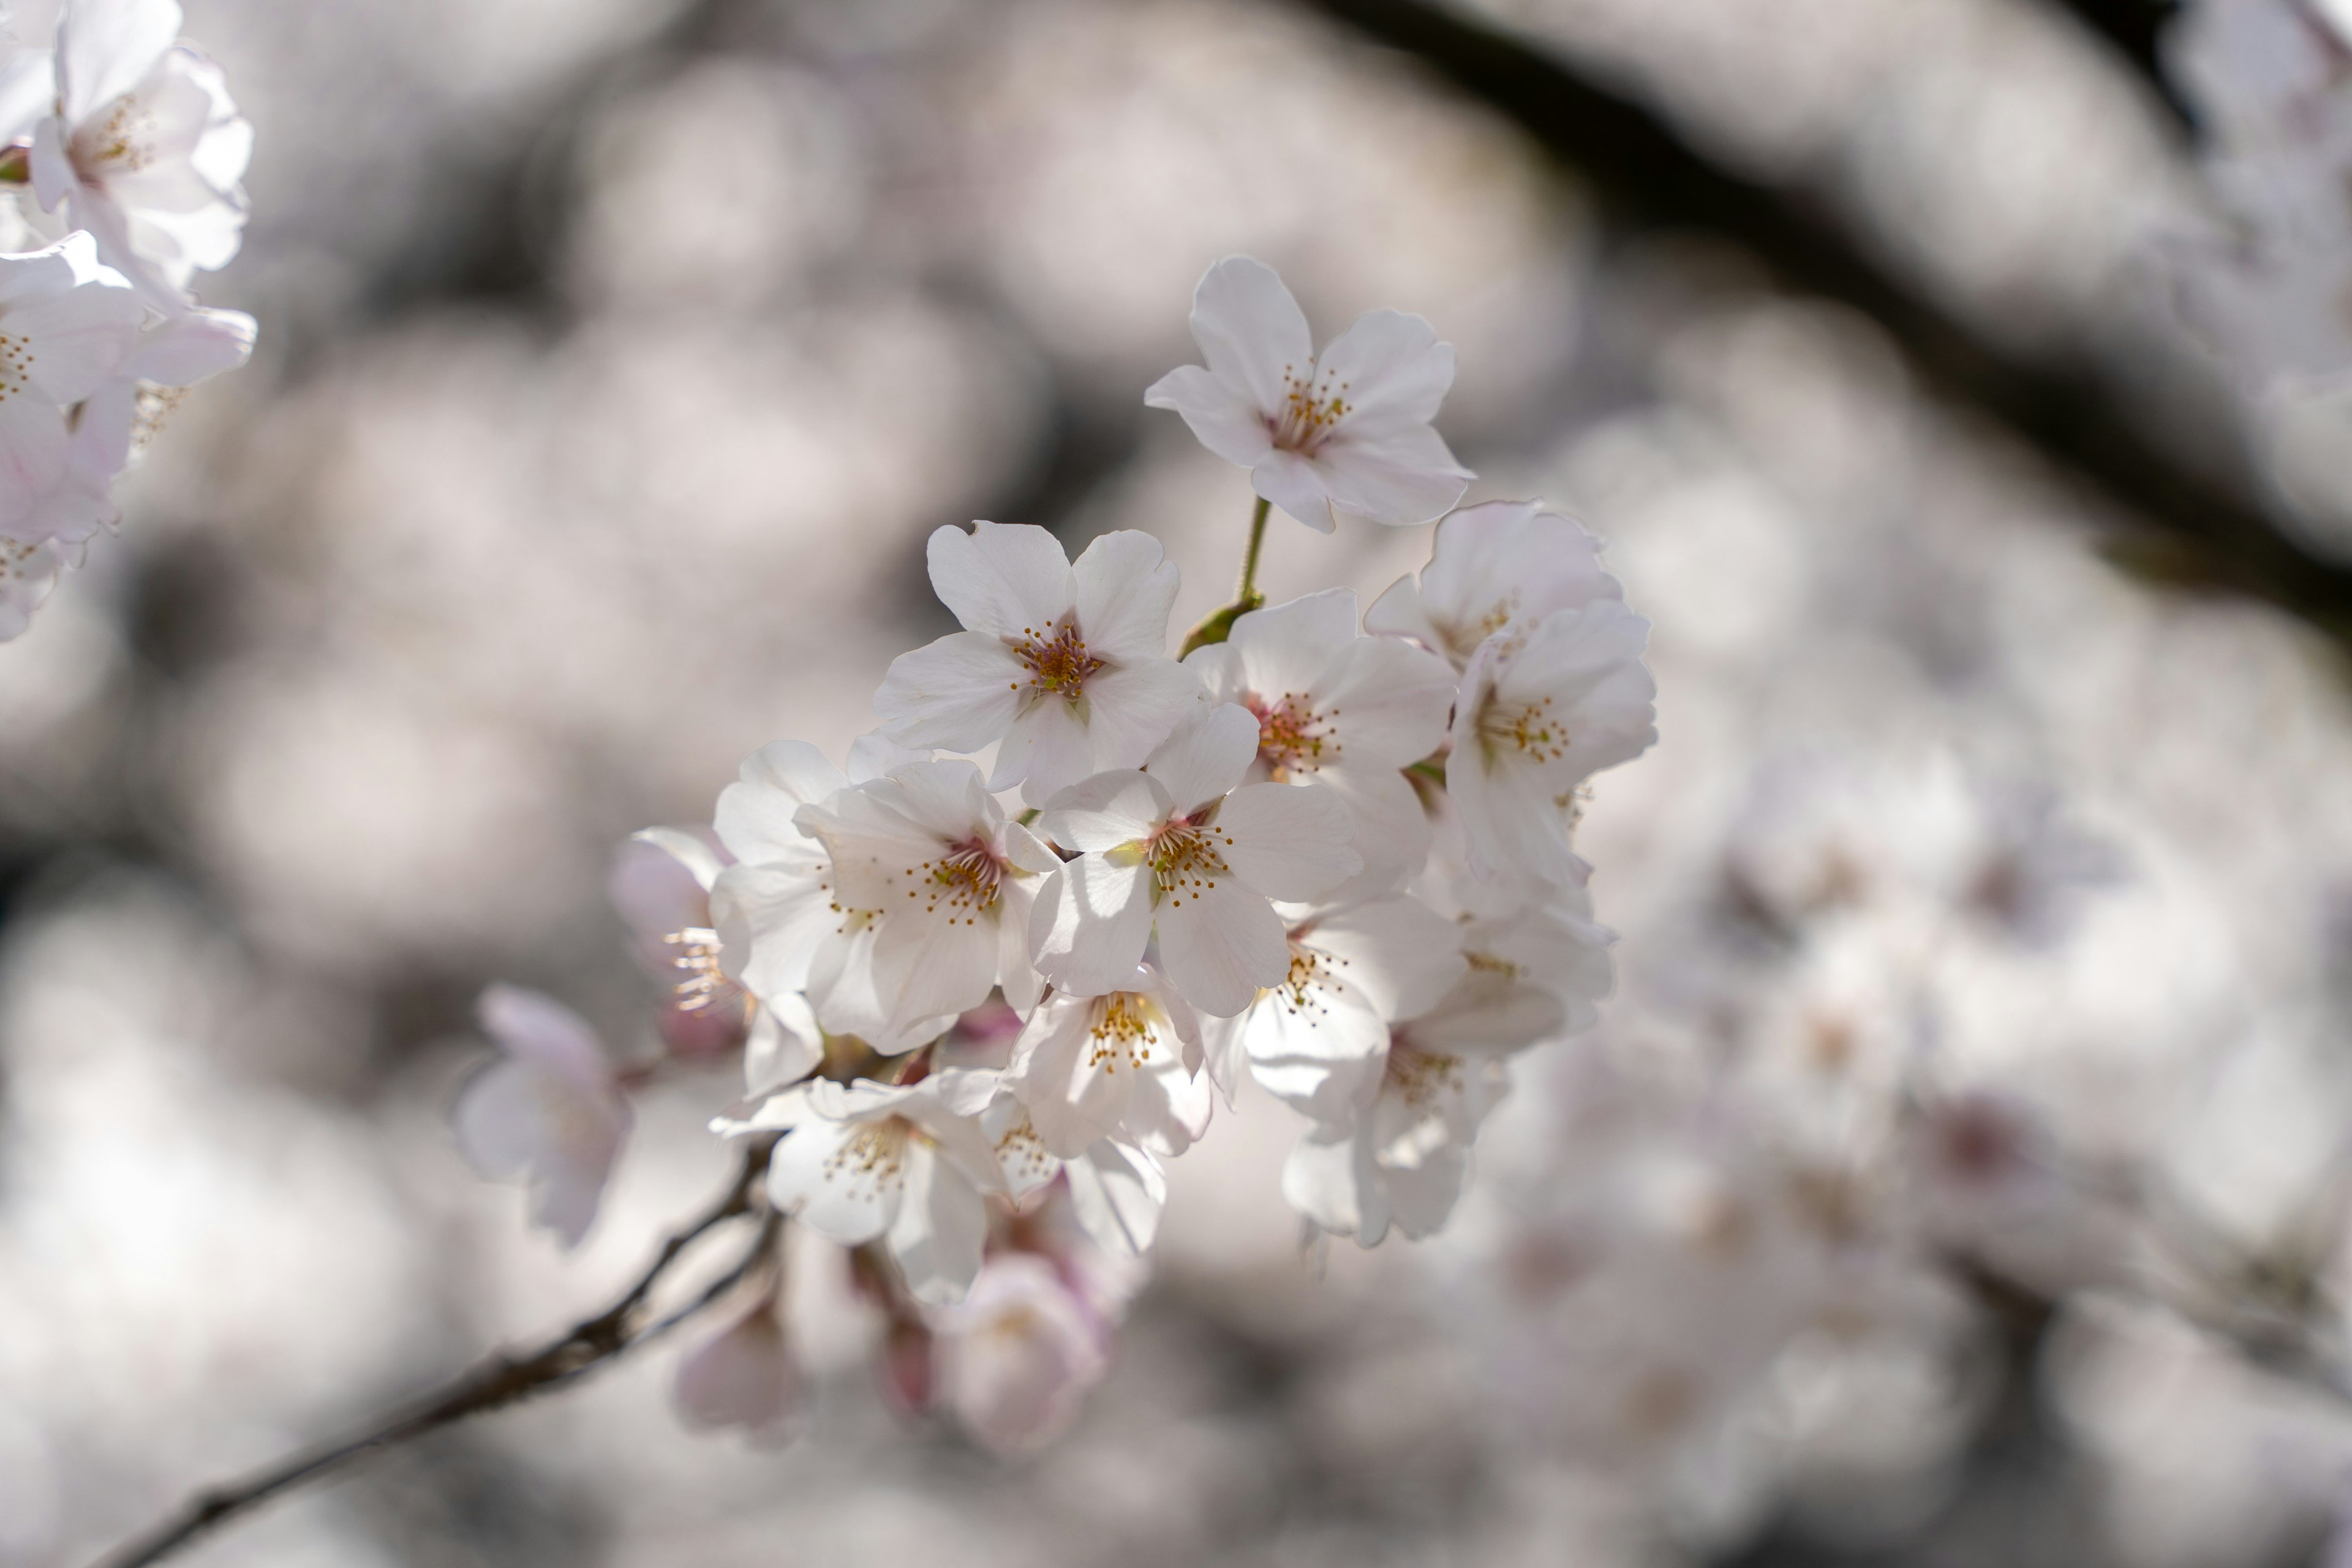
[1251,448,1338,533]
[874,631,1030,755]
[1140,361,1275,467]
[1155,876,1290,1017]
[1400,974,1566,1057]
[710,859,835,1001]
[478,984,611,1098]
[1215,782,1360,902]
[628,826,726,895]
[1314,766,1433,903]
[1239,981,1391,1127]
[1283,1126,1389,1246]
[714,741,846,862]
[887,1139,989,1306]
[453,1060,540,1180]
[744,998,823,1097]
[124,304,254,386]
[1225,587,1359,701]
[1077,657,1205,776]
[1070,528,1181,663]
[1307,894,1467,1023]
[766,1117,898,1245]
[1066,1138,1168,1257]
[1144,701,1259,815]
[1037,769,1167,853]
[1321,632,1458,769]
[7,263,141,405]
[1183,255,1312,416]
[1030,855,1156,999]
[1313,307,1456,432]
[1360,574,1441,658]
[1314,423,1472,529]
[868,904,1004,1037]
[0,391,70,538]
[997,693,1098,802]
[59,0,182,121]
[927,520,1072,643]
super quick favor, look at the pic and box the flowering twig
[89,1141,780,1568]
[1181,496,1273,655]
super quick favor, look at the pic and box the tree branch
[1295,0,2352,643]
[89,1142,779,1568]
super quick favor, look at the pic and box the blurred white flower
[1446,599,1656,892]
[25,0,253,308]
[1005,962,1212,1158]
[1145,255,1472,531]
[670,1283,802,1447]
[1365,499,1624,670]
[1030,702,1361,1016]
[0,233,143,546]
[793,758,1059,1051]
[1284,967,1564,1245]
[0,535,63,641]
[1200,892,1465,1125]
[875,521,1202,805]
[1185,586,1458,896]
[62,303,253,535]
[932,1253,1108,1454]
[734,1068,1006,1306]
[454,985,631,1250]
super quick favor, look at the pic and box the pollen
[1384,1045,1462,1108]
[894,838,1004,924]
[1276,946,1348,1016]
[1086,993,1161,1071]
[1250,690,1337,780]
[994,1111,1055,1185]
[0,330,32,405]
[1147,819,1234,907]
[72,92,159,177]
[1269,362,1351,454]
[1477,692,1570,765]
[821,1118,909,1199]
[1012,617,1105,701]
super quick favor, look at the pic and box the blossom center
[911,837,1004,923]
[1268,362,1351,454]
[1146,818,1234,908]
[1011,617,1104,701]
[1383,1044,1461,1109]
[1247,690,1337,780]
[823,1117,911,1199]
[1276,944,1348,1016]
[1475,691,1569,765]
[71,93,158,180]
[1086,993,1163,1070]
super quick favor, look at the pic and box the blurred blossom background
[12,0,2352,1564]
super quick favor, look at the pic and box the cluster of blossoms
[0,0,254,640]
[2163,0,2352,389]
[457,255,1658,1452]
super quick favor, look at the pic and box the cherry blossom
[671,1284,802,1447]
[1145,255,1472,530]
[1446,599,1657,891]
[1283,968,1565,1245]
[1364,499,1624,670]
[60,302,254,536]
[1199,893,1465,1125]
[875,521,1204,804]
[454,986,632,1250]
[1185,587,1458,896]
[733,1068,1006,1306]
[1030,702,1362,1017]
[0,232,145,546]
[1005,962,1213,1158]
[932,1253,1109,1454]
[25,0,253,309]
[0,535,62,641]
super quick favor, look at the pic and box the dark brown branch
[89,1143,777,1568]
[1296,0,2352,644]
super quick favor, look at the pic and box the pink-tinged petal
[1225,587,1359,700]
[623,826,725,902]
[1030,855,1156,998]
[123,305,252,386]
[1322,632,1458,768]
[478,984,611,1098]
[1251,448,1338,533]
[936,1256,1106,1451]
[1037,769,1167,853]
[710,859,834,1000]
[1315,308,1456,430]
[1141,362,1275,467]
[1071,528,1180,663]
[888,1140,989,1306]
[1309,894,1467,1023]
[926,520,1072,643]
[1215,781,1360,902]
[1065,1139,1167,1256]
[766,1116,897,1244]
[59,0,183,122]
[876,631,1030,756]
[1315,423,1472,529]
[671,1291,801,1446]
[453,1059,540,1180]
[532,1136,624,1250]
[1417,501,1622,649]
[1283,1128,1388,1245]
[1155,876,1289,1017]
[1077,658,1204,778]
[1144,701,1259,815]
[8,273,141,405]
[0,393,74,540]
[1184,254,1313,415]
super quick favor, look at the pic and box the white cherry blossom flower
[1006,962,1212,1158]
[1199,893,1465,1125]
[980,1089,1173,1258]
[59,303,254,537]
[454,985,632,1250]
[671,1284,802,1447]
[25,0,254,309]
[1186,587,1458,897]
[932,1253,1109,1454]
[875,521,1203,805]
[0,233,143,546]
[1145,255,1472,530]
[1030,702,1362,1017]
[1283,970,1565,1246]
[792,758,1058,1051]
[734,1068,1006,1306]
[1364,499,1624,670]
[1446,600,1656,891]
[0,534,64,642]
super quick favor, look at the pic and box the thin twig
[89,1142,777,1568]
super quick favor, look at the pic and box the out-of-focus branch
[1295,0,2352,643]
[89,1144,780,1568]
[2048,0,2188,123]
